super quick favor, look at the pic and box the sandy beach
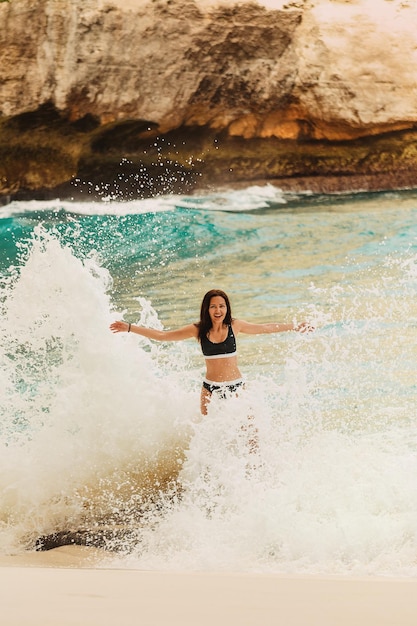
[1,549,417,626]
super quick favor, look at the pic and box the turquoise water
[1,184,417,575]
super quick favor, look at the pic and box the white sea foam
[0,228,196,551]
[1,184,289,219]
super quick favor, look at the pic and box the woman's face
[208,295,227,324]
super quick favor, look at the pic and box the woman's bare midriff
[201,355,243,415]
[204,355,242,382]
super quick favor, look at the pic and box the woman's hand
[109,320,130,333]
[294,321,315,333]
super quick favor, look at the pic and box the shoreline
[2,173,417,208]
[2,551,417,626]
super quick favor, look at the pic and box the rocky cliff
[1,0,417,201]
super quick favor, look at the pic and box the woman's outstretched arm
[233,319,314,335]
[109,321,198,342]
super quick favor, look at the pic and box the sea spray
[0,228,195,551]
[118,386,417,576]
[113,254,417,575]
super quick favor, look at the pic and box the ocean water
[1,184,417,577]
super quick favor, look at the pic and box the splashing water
[2,187,417,577]
[0,227,195,551]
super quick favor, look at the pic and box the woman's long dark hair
[196,289,233,343]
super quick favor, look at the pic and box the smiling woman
[109,288,312,414]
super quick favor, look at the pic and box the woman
[110,289,313,414]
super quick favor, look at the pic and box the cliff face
[1,0,417,201]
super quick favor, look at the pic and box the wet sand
[1,549,417,626]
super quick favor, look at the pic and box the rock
[1,0,417,200]
[35,528,138,552]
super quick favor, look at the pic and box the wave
[2,209,417,576]
[3,184,417,220]
[0,228,195,552]
[0,183,319,218]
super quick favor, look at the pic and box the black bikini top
[201,325,237,360]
